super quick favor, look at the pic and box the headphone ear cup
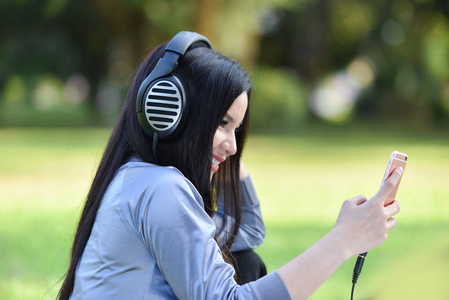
[138,75,188,140]
[136,32,212,140]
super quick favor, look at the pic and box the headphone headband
[165,31,212,55]
[136,31,212,140]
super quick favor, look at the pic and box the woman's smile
[211,154,225,172]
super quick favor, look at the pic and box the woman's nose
[224,132,237,156]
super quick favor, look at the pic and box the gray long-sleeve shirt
[71,158,291,299]
[213,173,266,252]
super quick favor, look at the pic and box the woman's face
[211,92,248,179]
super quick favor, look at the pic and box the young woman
[58,32,402,300]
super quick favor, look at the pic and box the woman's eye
[220,120,229,127]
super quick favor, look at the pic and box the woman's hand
[331,167,403,257]
[278,167,403,299]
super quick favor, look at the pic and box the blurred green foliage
[251,65,307,132]
[1,0,449,129]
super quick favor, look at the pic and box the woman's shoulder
[117,158,206,228]
[120,158,200,200]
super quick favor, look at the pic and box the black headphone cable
[152,132,159,165]
[351,252,367,300]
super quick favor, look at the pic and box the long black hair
[58,40,252,299]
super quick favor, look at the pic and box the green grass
[1,126,448,299]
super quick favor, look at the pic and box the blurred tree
[251,65,307,132]
[0,0,296,117]
[1,0,448,127]
[0,0,114,119]
[257,0,449,126]
[0,0,193,121]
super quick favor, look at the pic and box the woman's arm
[277,167,403,299]
[143,165,401,299]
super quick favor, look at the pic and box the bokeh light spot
[32,76,64,110]
[64,74,90,105]
[381,19,405,46]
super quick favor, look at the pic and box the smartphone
[381,151,408,206]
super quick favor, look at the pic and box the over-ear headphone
[136,31,212,140]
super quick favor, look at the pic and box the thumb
[373,167,403,205]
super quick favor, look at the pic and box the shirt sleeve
[213,175,266,251]
[138,171,290,300]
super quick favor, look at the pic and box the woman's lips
[211,155,225,172]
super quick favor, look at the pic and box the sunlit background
[2,0,449,128]
[1,0,448,299]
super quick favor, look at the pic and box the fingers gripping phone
[352,151,408,297]
[381,151,408,206]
